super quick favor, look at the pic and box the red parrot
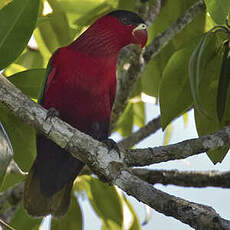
[24,10,147,217]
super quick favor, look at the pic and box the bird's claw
[45,107,60,120]
[102,138,121,157]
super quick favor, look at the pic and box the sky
[42,102,230,230]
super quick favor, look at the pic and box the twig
[0,218,15,230]
[118,115,161,148]
[6,160,28,176]
[126,126,230,166]
[132,169,230,188]
[1,67,230,229]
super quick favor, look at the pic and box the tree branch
[111,0,205,129]
[132,169,230,188]
[118,115,161,148]
[116,170,230,230]
[126,126,230,166]
[1,72,230,229]
[1,72,230,170]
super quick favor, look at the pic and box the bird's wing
[38,50,59,105]
[110,76,117,111]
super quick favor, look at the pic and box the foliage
[0,0,229,229]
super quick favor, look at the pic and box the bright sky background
[42,102,230,230]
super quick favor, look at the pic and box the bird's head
[106,10,148,48]
[71,10,147,56]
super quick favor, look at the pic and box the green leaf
[0,171,24,191]
[118,0,136,11]
[0,69,46,170]
[142,205,152,227]
[188,32,217,118]
[204,0,230,24]
[133,101,145,128]
[0,121,13,187]
[160,45,195,129]
[15,48,45,69]
[4,63,27,76]
[194,40,229,163]
[0,0,12,9]
[141,0,205,98]
[8,69,46,99]
[77,176,123,229]
[141,45,174,97]
[163,123,173,145]
[183,112,189,128]
[51,194,82,230]
[217,41,230,122]
[10,205,42,229]
[116,103,133,137]
[0,0,40,70]
[58,0,117,26]
[73,2,115,28]
[122,195,141,230]
[0,107,36,170]
[195,108,229,163]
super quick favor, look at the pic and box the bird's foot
[102,138,121,157]
[45,107,60,120]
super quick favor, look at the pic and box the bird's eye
[120,17,129,25]
[132,23,147,33]
[137,24,147,30]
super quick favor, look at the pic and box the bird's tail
[24,167,73,217]
[23,135,84,217]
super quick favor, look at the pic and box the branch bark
[1,73,230,229]
[116,170,230,230]
[132,169,230,188]
[2,72,230,170]
[126,127,230,166]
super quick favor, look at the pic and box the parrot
[24,10,147,217]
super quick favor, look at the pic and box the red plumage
[24,10,147,217]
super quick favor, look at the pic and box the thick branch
[111,0,205,129]
[1,73,230,169]
[0,74,123,181]
[118,115,161,148]
[126,127,230,166]
[132,169,230,188]
[1,72,230,229]
[116,170,230,230]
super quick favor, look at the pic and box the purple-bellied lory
[24,10,147,217]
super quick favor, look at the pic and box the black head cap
[107,10,145,26]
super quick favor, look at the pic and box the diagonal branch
[111,0,205,129]
[116,170,230,230]
[132,169,230,188]
[118,115,161,148]
[1,72,230,169]
[1,72,230,229]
